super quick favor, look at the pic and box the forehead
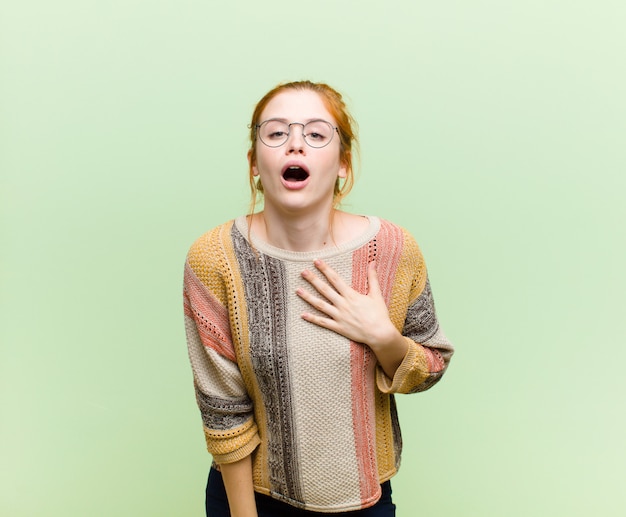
[260,90,335,124]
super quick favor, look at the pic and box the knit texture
[183,216,454,513]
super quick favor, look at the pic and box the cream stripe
[284,257,361,508]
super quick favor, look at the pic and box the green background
[2,1,624,515]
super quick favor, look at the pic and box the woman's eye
[308,132,325,141]
[269,131,286,139]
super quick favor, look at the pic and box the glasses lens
[303,120,334,148]
[258,120,289,147]
[257,120,336,148]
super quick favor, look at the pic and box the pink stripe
[424,347,445,373]
[350,221,406,501]
[350,245,378,503]
[184,262,236,362]
[375,221,403,306]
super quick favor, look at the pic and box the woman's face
[250,89,347,217]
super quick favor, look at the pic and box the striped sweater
[183,215,453,513]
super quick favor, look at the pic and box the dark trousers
[206,468,396,517]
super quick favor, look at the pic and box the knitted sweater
[183,215,454,513]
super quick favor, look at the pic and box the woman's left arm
[297,259,453,389]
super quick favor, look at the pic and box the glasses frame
[255,119,339,149]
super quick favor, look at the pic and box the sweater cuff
[204,420,261,464]
[376,338,429,394]
[211,434,261,464]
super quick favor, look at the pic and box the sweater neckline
[234,215,381,262]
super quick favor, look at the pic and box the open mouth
[282,166,309,182]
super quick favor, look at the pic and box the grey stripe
[402,279,439,343]
[196,389,254,430]
[389,394,403,469]
[403,279,448,393]
[231,226,303,502]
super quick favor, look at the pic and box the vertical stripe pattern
[231,227,303,502]
[183,216,454,513]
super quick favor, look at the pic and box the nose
[286,123,306,153]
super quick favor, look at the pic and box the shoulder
[376,218,423,258]
[184,220,242,301]
[188,220,235,252]
[186,220,236,271]
[374,219,427,291]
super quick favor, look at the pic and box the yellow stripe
[219,222,269,488]
[374,389,397,479]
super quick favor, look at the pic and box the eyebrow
[265,117,327,124]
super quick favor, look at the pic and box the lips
[282,165,310,182]
[280,162,310,190]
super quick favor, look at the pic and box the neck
[251,206,337,252]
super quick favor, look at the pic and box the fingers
[311,259,349,295]
[301,259,380,300]
[367,261,381,296]
[295,284,340,333]
[300,268,341,304]
[296,284,336,315]
[297,260,387,343]
[300,310,339,333]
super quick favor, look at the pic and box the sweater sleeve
[183,244,261,464]
[376,232,454,395]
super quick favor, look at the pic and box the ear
[338,157,348,179]
[338,149,351,179]
[248,149,259,176]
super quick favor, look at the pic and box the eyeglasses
[255,119,338,149]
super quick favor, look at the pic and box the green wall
[2,1,624,515]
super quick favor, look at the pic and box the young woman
[183,81,454,517]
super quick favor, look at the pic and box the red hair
[247,80,358,213]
